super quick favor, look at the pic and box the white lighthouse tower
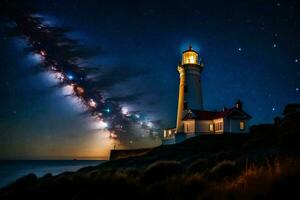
[176,46,204,133]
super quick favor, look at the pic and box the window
[186,123,189,132]
[209,124,214,132]
[215,122,223,131]
[240,121,245,130]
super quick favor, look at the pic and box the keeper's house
[182,100,251,135]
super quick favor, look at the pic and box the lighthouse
[176,46,204,133]
[163,46,251,143]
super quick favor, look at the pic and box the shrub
[119,167,140,177]
[187,159,208,174]
[144,174,207,200]
[141,161,183,184]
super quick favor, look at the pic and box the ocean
[0,160,105,188]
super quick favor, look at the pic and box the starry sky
[0,0,299,159]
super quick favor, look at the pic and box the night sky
[0,0,299,159]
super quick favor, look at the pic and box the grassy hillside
[1,108,300,200]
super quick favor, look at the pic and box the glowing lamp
[182,45,199,65]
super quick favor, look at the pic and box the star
[67,74,74,80]
[295,59,298,63]
[238,47,242,51]
[276,2,281,7]
[272,107,276,111]
[273,44,277,48]
[296,88,299,92]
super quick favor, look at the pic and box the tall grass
[211,157,300,199]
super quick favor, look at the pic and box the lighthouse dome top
[182,45,199,65]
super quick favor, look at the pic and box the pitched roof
[183,107,251,121]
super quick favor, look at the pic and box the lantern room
[182,45,199,65]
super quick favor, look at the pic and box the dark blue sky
[0,0,299,159]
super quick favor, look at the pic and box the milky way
[1,3,159,141]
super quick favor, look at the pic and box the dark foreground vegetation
[1,104,300,200]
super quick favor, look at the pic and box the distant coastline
[0,160,105,188]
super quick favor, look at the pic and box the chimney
[235,100,243,110]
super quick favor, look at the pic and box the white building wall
[226,119,249,133]
[185,66,203,110]
[183,118,250,135]
[224,118,230,133]
[183,120,195,134]
[195,120,212,134]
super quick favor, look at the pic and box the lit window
[209,124,214,132]
[215,122,223,131]
[240,121,245,130]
